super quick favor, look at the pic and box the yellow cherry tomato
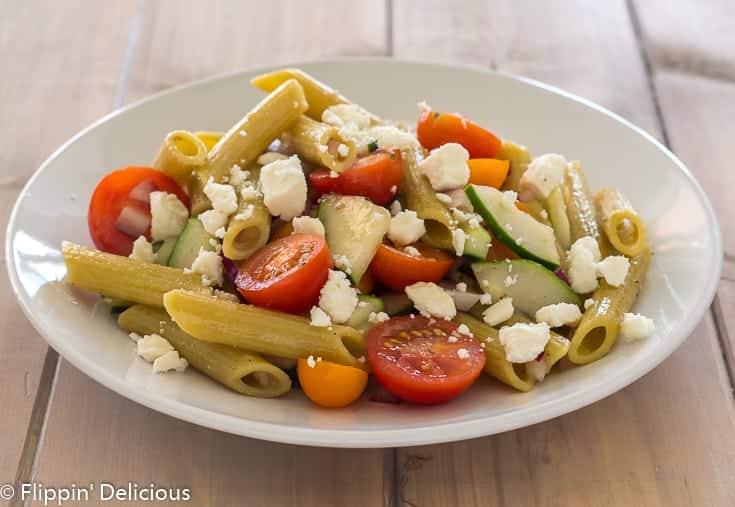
[297,358,368,408]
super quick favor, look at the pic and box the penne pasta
[499,140,532,192]
[194,131,224,152]
[562,160,611,256]
[546,186,572,250]
[118,305,291,397]
[152,130,208,183]
[62,242,208,307]
[286,116,357,173]
[163,290,366,369]
[568,246,652,364]
[595,187,648,257]
[198,79,308,185]
[222,187,272,261]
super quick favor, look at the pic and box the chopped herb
[367,140,379,152]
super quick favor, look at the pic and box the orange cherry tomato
[366,316,486,404]
[467,158,510,188]
[88,167,190,256]
[297,358,368,408]
[235,234,332,313]
[514,201,531,214]
[309,150,403,205]
[369,243,454,291]
[416,109,501,158]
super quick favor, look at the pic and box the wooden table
[2,1,734,505]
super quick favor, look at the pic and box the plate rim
[5,57,723,448]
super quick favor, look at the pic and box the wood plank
[33,2,390,505]
[632,0,735,81]
[0,1,136,483]
[392,1,735,505]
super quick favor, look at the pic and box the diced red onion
[115,205,150,237]
[128,178,157,204]
[555,268,570,285]
[221,256,245,302]
[534,351,545,362]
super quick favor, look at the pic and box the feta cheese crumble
[228,164,250,187]
[150,191,188,240]
[136,334,174,362]
[498,322,551,363]
[417,143,470,191]
[535,302,582,328]
[482,297,514,327]
[504,274,518,287]
[190,247,224,286]
[620,313,655,342]
[204,177,238,215]
[292,216,325,236]
[584,298,595,310]
[333,254,352,274]
[310,306,332,327]
[337,143,350,157]
[198,209,229,236]
[129,236,155,263]
[318,270,358,324]
[388,210,426,246]
[452,228,466,256]
[405,282,457,320]
[480,293,493,305]
[457,348,470,359]
[368,311,390,324]
[519,153,567,200]
[306,355,317,368]
[152,350,188,373]
[596,255,630,287]
[457,323,472,337]
[567,236,602,293]
[260,155,307,220]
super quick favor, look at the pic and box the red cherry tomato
[309,150,403,205]
[88,167,190,255]
[235,234,332,313]
[369,243,454,291]
[366,316,486,404]
[416,109,501,158]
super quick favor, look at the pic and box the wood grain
[32,1,390,505]
[0,0,136,483]
[392,1,735,505]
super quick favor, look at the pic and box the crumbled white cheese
[596,255,630,287]
[388,210,426,246]
[455,282,467,293]
[204,177,238,215]
[480,293,493,305]
[240,184,261,201]
[390,200,402,216]
[368,311,390,324]
[322,104,373,131]
[403,246,421,257]
[229,164,250,187]
[190,247,223,286]
[329,170,339,178]
[457,348,470,359]
[482,297,514,327]
[405,282,457,320]
[417,143,470,191]
[318,270,358,324]
[198,209,229,236]
[584,298,595,310]
[136,334,174,362]
[499,322,551,363]
[501,190,518,208]
[234,204,254,222]
[129,236,155,263]
[257,152,289,166]
[457,323,472,337]
[370,125,419,152]
[333,254,352,274]
[292,216,325,236]
[448,335,458,343]
[310,306,332,327]
[337,143,350,157]
[539,209,549,220]
[435,193,453,205]
[260,155,307,220]
[567,236,602,293]
[306,355,317,368]
[535,302,582,328]
[152,350,188,373]
[452,228,466,256]
[519,153,567,200]
[504,274,518,287]
[214,227,226,239]
[129,332,142,343]
[620,313,655,342]
[149,191,188,240]
[446,188,474,212]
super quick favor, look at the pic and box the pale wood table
[2,1,734,505]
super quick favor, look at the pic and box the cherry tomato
[297,358,368,408]
[417,109,501,158]
[309,150,403,205]
[366,316,486,404]
[369,243,454,291]
[88,166,190,255]
[467,158,510,188]
[235,234,332,313]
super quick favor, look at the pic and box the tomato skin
[88,167,190,255]
[297,358,368,408]
[370,243,454,291]
[366,316,485,404]
[235,234,332,313]
[416,109,501,158]
[309,150,403,205]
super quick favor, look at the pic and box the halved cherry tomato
[88,167,190,255]
[467,158,510,188]
[309,150,403,205]
[369,243,454,291]
[366,316,485,404]
[297,358,368,408]
[235,234,332,313]
[417,109,502,158]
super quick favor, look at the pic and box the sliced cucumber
[472,259,581,316]
[461,222,491,260]
[318,194,391,283]
[465,184,560,270]
[152,237,177,266]
[346,295,385,332]
[167,218,215,269]
[382,293,413,316]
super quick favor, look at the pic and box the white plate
[6,59,722,448]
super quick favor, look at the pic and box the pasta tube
[562,161,610,256]
[62,242,208,307]
[222,168,271,260]
[286,116,357,172]
[118,305,291,397]
[152,130,208,183]
[499,140,532,192]
[163,290,366,369]
[402,149,455,250]
[505,313,570,372]
[199,79,308,185]
[568,246,652,364]
[194,131,224,152]
[546,186,571,249]
[187,176,211,217]
[595,188,647,257]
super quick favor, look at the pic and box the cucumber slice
[167,218,215,269]
[346,295,385,332]
[465,184,560,270]
[461,222,491,260]
[472,259,581,316]
[382,293,413,316]
[318,194,391,283]
[152,237,177,266]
